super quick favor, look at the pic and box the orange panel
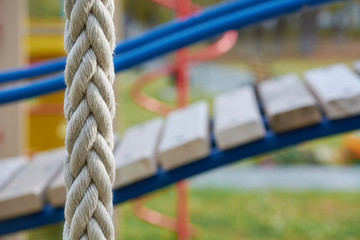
[344,134,360,158]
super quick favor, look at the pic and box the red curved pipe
[151,0,201,11]
[132,190,198,235]
[131,2,238,115]
[131,2,238,239]
[131,31,238,115]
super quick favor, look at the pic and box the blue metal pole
[0,0,343,104]
[112,0,338,71]
[0,74,66,104]
[0,0,268,84]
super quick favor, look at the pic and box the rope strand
[63,0,116,239]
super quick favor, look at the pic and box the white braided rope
[63,0,116,239]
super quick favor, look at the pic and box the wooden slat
[304,64,360,119]
[113,118,163,188]
[46,161,66,208]
[258,73,321,133]
[0,234,27,240]
[0,157,27,191]
[0,149,64,220]
[352,60,360,74]
[0,0,27,159]
[0,0,28,238]
[157,101,210,170]
[214,86,265,150]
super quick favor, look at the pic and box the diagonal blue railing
[0,0,268,84]
[0,0,346,104]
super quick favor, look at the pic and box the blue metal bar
[0,114,359,235]
[0,0,268,84]
[0,58,66,84]
[115,0,266,54]
[0,73,66,104]
[112,0,337,70]
[0,0,343,105]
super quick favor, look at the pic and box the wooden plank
[0,157,27,191]
[157,101,210,170]
[46,161,66,208]
[0,104,24,159]
[214,86,265,150]
[0,233,27,240]
[0,148,64,220]
[0,0,28,238]
[0,0,27,159]
[113,118,163,188]
[304,63,360,119]
[353,60,360,74]
[0,0,27,68]
[258,73,321,133]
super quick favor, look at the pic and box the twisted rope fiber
[63,0,116,239]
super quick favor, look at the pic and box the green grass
[222,56,359,77]
[29,189,360,240]
[122,189,360,240]
[271,57,358,76]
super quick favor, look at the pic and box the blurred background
[1,0,360,239]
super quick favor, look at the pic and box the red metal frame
[131,1,238,239]
[132,188,198,235]
[130,30,238,114]
[174,1,192,238]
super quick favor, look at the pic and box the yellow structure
[27,92,66,153]
[26,19,65,61]
[25,18,66,152]
[26,0,123,152]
